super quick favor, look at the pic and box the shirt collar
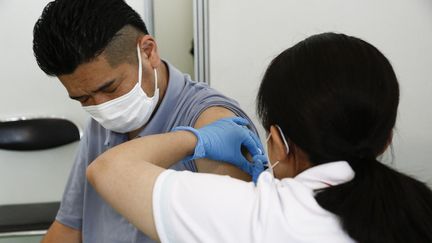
[292,161,355,190]
[136,61,186,137]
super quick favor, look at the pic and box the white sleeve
[152,170,258,243]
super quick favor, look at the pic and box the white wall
[207,0,432,184]
[0,0,147,205]
[154,0,194,77]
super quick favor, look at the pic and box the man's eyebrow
[69,79,116,100]
[69,94,87,100]
[92,79,116,93]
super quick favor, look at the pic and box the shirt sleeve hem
[55,214,82,231]
[152,169,176,243]
[186,101,258,172]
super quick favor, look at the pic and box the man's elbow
[86,161,97,186]
[86,155,109,188]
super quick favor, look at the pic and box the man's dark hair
[257,32,432,243]
[33,0,149,76]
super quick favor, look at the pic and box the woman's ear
[379,130,394,155]
[137,35,161,68]
[268,125,289,162]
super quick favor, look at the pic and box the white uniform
[153,161,356,243]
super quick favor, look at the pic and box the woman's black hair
[257,32,432,243]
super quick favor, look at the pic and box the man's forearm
[41,221,82,243]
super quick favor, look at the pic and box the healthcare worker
[87,33,432,243]
[33,0,257,242]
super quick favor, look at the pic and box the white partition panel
[205,0,432,184]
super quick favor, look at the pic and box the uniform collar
[293,161,355,190]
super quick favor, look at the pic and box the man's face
[58,54,150,107]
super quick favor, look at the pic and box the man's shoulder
[183,76,211,92]
[182,78,237,104]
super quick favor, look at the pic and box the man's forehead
[59,57,115,90]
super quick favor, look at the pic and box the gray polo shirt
[56,62,257,243]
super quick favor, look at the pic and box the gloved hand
[172,117,268,182]
[250,154,267,183]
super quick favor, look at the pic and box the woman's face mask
[82,44,160,133]
[265,125,289,177]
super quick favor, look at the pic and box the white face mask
[265,125,289,176]
[83,45,160,133]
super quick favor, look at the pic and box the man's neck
[127,61,170,140]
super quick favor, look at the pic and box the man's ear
[137,35,160,68]
[268,125,289,162]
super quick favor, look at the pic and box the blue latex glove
[251,154,267,183]
[172,117,267,182]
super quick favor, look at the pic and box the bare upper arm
[41,220,82,243]
[193,106,252,181]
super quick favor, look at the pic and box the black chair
[0,118,81,151]
[0,202,60,237]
